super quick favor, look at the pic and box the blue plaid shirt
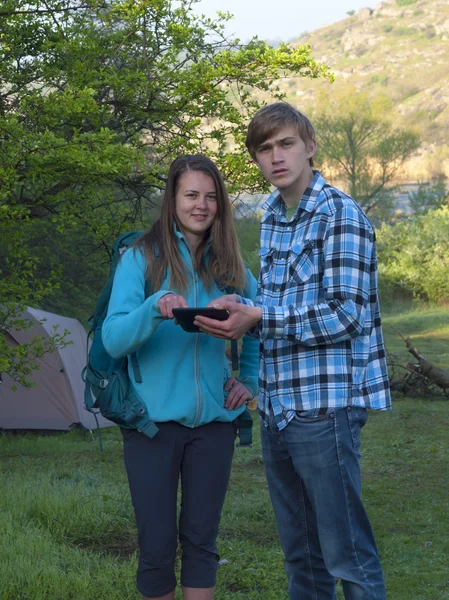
[241,171,391,430]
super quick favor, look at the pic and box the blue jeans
[261,407,386,600]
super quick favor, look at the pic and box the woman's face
[174,169,218,248]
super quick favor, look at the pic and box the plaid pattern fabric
[241,171,391,430]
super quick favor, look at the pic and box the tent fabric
[0,308,115,431]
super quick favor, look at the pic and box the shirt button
[276,288,280,292]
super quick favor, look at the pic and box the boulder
[357,7,374,21]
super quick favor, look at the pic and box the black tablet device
[172,307,229,333]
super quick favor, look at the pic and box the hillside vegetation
[266,0,449,181]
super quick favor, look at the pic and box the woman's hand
[224,377,253,410]
[157,293,188,319]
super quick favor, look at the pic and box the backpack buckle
[99,379,109,389]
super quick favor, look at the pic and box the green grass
[1,306,449,599]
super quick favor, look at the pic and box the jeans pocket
[293,412,327,424]
[347,407,368,452]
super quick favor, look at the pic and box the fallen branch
[396,330,449,392]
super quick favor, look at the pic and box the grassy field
[1,306,448,600]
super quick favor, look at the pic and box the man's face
[254,125,316,193]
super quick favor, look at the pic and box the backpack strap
[129,277,153,383]
[230,339,239,371]
[224,284,241,372]
[130,353,143,383]
[223,277,253,445]
[235,408,253,447]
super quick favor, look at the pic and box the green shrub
[397,0,417,6]
[369,74,390,86]
[407,177,448,215]
[393,26,416,36]
[377,207,449,304]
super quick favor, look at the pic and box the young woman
[102,155,259,600]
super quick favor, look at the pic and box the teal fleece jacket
[102,236,259,428]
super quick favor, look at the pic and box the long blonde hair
[136,155,247,293]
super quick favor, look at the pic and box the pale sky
[193,0,376,43]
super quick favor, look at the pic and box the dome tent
[0,307,114,432]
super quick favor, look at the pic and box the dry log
[397,330,449,390]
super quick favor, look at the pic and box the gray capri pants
[122,420,235,598]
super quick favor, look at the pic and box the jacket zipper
[183,240,203,427]
[193,267,203,427]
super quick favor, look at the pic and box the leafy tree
[313,91,419,218]
[18,220,112,324]
[0,0,331,385]
[0,207,68,388]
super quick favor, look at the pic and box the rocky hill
[268,0,449,181]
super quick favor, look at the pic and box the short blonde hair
[246,102,316,166]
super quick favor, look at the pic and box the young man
[195,102,391,600]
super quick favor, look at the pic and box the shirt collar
[262,170,326,218]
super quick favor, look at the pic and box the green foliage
[369,74,389,86]
[393,26,416,36]
[377,207,449,304]
[0,207,69,387]
[0,0,331,383]
[397,0,418,6]
[313,90,420,219]
[234,217,261,277]
[407,176,448,215]
[19,220,112,325]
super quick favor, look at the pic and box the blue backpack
[82,231,253,448]
[82,232,159,447]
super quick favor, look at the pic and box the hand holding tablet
[172,307,230,333]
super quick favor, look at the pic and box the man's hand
[194,297,262,339]
[157,293,188,319]
[224,377,253,410]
